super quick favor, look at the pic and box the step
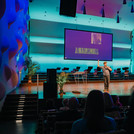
[0,94,38,121]
[0,112,37,117]
[7,94,38,97]
[2,104,37,108]
[0,114,37,120]
[5,95,38,100]
[4,100,38,105]
[1,109,37,114]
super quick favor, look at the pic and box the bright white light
[17,107,23,109]
[19,99,25,101]
[17,110,24,112]
[18,105,24,107]
[16,115,23,117]
[16,120,22,123]
[19,101,25,103]
[19,96,25,98]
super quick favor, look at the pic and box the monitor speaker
[43,69,57,99]
[59,0,77,17]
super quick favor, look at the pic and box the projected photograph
[91,33,102,45]
[64,29,113,61]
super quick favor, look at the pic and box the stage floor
[11,80,134,99]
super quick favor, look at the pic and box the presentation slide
[64,29,113,61]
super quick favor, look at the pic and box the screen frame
[64,28,113,61]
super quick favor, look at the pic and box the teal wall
[29,25,131,73]
[30,53,130,73]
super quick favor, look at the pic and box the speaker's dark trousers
[103,75,110,90]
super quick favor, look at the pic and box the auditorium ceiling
[29,0,134,31]
[29,0,133,55]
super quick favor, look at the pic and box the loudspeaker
[47,69,56,83]
[59,0,77,17]
[43,69,57,99]
[43,82,57,99]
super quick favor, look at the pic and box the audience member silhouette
[59,98,69,111]
[103,92,115,112]
[103,92,121,119]
[112,95,122,107]
[124,91,134,134]
[71,90,116,134]
[103,92,121,112]
[57,97,82,121]
[79,98,86,109]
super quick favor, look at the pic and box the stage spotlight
[131,0,134,13]
[83,0,86,14]
[102,4,105,17]
[117,11,120,23]
[123,0,127,4]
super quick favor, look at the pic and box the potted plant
[24,56,40,84]
[57,72,69,94]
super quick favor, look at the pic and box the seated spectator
[71,90,116,134]
[104,92,121,119]
[112,95,122,108]
[123,91,134,134]
[57,97,82,121]
[59,98,69,111]
[79,98,86,109]
[104,92,119,112]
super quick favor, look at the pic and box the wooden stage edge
[67,79,134,84]
[12,79,134,99]
[20,79,134,86]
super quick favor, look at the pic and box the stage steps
[0,94,38,121]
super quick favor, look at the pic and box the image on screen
[64,29,113,61]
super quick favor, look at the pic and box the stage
[11,80,134,99]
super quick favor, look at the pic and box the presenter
[97,60,112,92]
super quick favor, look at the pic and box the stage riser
[20,72,134,84]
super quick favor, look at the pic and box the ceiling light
[83,0,86,14]
[123,0,127,4]
[102,4,105,17]
[117,11,120,23]
[131,0,134,13]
